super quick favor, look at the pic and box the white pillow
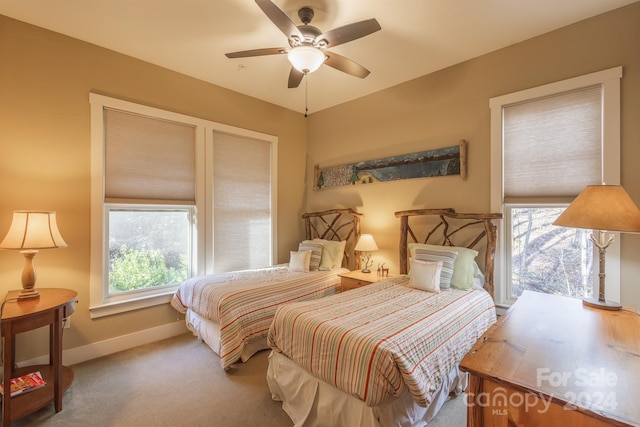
[288,250,311,272]
[306,239,347,270]
[413,248,457,290]
[472,261,486,288]
[409,258,442,293]
[408,243,478,290]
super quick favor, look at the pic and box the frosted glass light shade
[287,46,325,74]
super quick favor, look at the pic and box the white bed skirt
[266,351,467,427]
[185,309,268,364]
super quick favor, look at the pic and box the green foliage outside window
[109,246,187,293]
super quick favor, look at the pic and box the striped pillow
[298,242,323,271]
[414,248,458,289]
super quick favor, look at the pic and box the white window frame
[490,67,622,308]
[90,93,278,318]
[104,202,196,300]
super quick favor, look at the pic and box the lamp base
[18,288,40,301]
[360,268,372,273]
[582,297,621,311]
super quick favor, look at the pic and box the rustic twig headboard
[395,208,502,298]
[302,208,363,271]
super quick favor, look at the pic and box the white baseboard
[16,320,189,368]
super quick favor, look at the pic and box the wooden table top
[460,290,640,425]
[2,288,77,321]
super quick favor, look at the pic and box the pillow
[306,239,347,270]
[298,242,323,271]
[413,248,457,290]
[288,250,311,272]
[472,261,486,289]
[408,243,479,290]
[409,258,442,293]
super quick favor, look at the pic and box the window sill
[89,290,176,319]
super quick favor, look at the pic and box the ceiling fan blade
[324,51,371,78]
[225,47,286,58]
[288,67,305,88]
[315,19,381,48]
[256,0,304,41]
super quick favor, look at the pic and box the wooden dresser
[460,290,640,426]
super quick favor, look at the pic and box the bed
[170,208,363,370]
[266,208,502,426]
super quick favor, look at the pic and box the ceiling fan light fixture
[287,46,325,74]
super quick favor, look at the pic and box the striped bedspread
[267,276,496,407]
[171,265,347,369]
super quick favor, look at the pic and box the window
[107,207,192,294]
[211,131,273,272]
[90,94,277,317]
[490,67,622,307]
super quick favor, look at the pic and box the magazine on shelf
[0,371,47,397]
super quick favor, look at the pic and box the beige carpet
[12,333,467,426]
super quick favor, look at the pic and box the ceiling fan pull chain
[305,77,309,118]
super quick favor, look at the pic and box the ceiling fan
[225,0,381,88]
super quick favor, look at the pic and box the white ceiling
[1,0,636,114]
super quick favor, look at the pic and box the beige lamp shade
[552,185,640,232]
[0,211,68,250]
[354,234,379,252]
[0,211,67,300]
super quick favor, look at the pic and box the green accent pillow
[408,243,478,290]
[304,239,346,270]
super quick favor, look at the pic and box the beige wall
[2,2,640,361]
[0,16,307,360]
[306,2,640,309]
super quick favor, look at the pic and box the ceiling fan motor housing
[298,7,314,25]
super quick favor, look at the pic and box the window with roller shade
[104,108,196,298]
[90,94,277,317]
[490,67,622,307]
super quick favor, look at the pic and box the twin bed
[266,208,501,427]
[170,209,363,369]
[171,207,501,427]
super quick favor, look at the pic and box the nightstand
[339,270,395,292]
[1,288,77,426]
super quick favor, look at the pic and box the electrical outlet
[63,317,71,329]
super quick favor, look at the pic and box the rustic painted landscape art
[314,140,467,191]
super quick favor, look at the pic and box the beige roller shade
[105,108,196,203]
[212,131,272,272]
[504,85,602,202]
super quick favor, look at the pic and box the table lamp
[553,185,640,310]
[0,210,67,300]
[354,234,378,273]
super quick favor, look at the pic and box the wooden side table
[1,288,77,426]
[339,270,396,292]
[460,290,640,426]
